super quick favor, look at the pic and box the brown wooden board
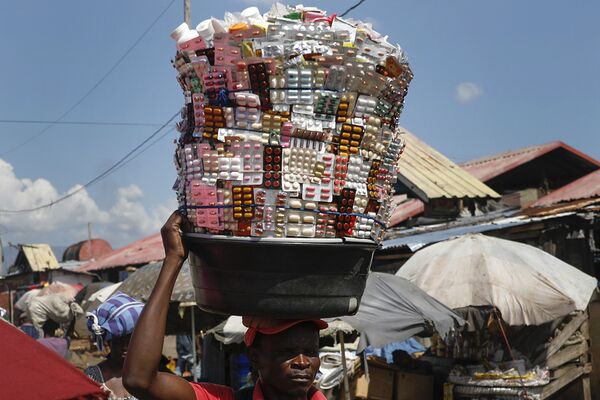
[534,312,587,366]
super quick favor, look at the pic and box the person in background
[37,318,70,358]
[175,334,194,377]
[84,292,145,400]
[123,211,328,400]
[18,312,40,340]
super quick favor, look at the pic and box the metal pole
[184,0,191,27]
[8,289,14,324]
[191,307,198,382]
[339,331,351,400]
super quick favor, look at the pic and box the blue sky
[0,0,598,251]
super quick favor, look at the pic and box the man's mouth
[289,375,313,383]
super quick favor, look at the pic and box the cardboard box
[394,371,433,400]
[355,364,395,400]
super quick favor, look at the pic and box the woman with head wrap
[84,292,144,400]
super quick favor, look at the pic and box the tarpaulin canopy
[118,261,195,303]
[117,261,224,334]
[0,319,107,399]
[74,281,117,309]
[397,234,598,326]
[341,272,465,350]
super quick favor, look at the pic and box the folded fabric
[87,291,144,350]
[27,293,83,330]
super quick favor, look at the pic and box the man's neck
[258,381,311,400]
[102,357,124,377]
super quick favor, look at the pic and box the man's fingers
[178,212,193,233]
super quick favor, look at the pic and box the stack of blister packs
[172,3,412,243]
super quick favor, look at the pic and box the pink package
[190,56,210,80]
[179,36,207,54]
[190,181,222,229]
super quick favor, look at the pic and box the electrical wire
[0,111,179,214]
[339,0,367,17]
[108,126,176,175]
[0,0,176,157]
[0,119,173,128]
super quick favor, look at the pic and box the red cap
[243,318,328,347]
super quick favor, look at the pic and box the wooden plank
[541,365,584,399]
[588,301,600,400]
[534,312,587,366]
[580,320,590,340]
[546,342,588,369]
[583,375,592,400]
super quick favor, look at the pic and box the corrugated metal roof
[77,233,164,272]
[460,141,600,182]
[523,198,600,217]
[397,130,500,201]
[382,211,575,252]
[389,197,425,227]
[529,169,600,208]
[20,244,60,272]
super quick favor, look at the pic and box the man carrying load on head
[123,212,328,400]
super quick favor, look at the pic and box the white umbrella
[396,234,598,326]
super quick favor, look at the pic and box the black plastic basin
[184,233,378,318]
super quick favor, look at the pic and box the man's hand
[161,211,191,264]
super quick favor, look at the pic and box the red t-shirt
[190,380,326,400]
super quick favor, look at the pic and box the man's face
[110,334,132,363]
[250,323,320,396]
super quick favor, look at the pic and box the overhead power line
[0,119,173,128]
[339,0,367,17]
[106,126,176,177]
[0,0,176,157]
[0,111,179,214]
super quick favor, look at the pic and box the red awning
[0,319,107,399]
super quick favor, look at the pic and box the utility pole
[184,0,191,27]
[87,222,94,261]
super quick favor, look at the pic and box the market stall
[397,234,598,399]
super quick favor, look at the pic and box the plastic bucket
[185,233,378,318]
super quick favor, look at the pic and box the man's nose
[291,354,311,369]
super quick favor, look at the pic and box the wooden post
[589,300,600,400]
[339,331,351,400]
[184,0,191,27]
[191,307,198,382]
[583,375,592,400]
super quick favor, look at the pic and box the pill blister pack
[172,4,412,243]
[231,141,263,185]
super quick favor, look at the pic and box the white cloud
[456,82,484,103]
[0,158,175,252]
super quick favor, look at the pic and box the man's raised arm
[123,211,197,400]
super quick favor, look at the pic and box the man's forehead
[264,323,319,346]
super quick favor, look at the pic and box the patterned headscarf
[87,292,144,350]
